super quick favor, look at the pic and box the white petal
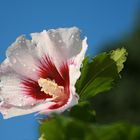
[0,101,55,119]
[47,27,82,59]
[0,71,40,108]
[69,38,88,94]
[6,36,39,80]
[31,27,83,69]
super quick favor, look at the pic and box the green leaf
[39,102,96,140]
[39,115,91,140]
[110,48,128,73]
[69,101,96,123]
[39,115,140,140]
[39,116,71,140]
[76,48,128,100]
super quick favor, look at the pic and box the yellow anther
[38,78,64,98]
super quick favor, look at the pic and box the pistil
[38,78,64,98]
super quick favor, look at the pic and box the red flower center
[21,55,70,109]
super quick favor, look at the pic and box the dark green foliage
[69,102,96,123]
[39,114,140,140]
[92,16,140,123]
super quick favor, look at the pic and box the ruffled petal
[0,101,55,119]
[6,36,39,80]
[31,27,83,69]
[69,37,88,87]
[0,70,41,108]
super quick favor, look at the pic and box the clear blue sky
[0,0,139,139]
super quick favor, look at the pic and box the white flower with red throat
[0,27,88,119]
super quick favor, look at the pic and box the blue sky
[0,0,139,139]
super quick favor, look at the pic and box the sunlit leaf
[110,48,128,73]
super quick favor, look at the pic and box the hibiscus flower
[0,27,87,119]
